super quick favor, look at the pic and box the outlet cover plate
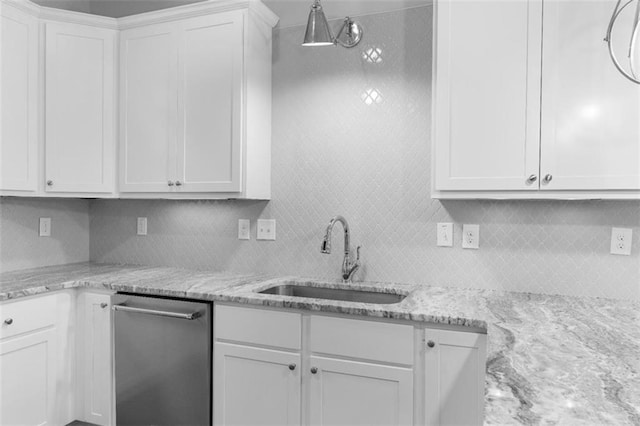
[462,224,479,249]
[39,217,51,237]
[238,219,250,240]
[437,223,453,247]
[257,219,276,241]
[137,217,147,236]
[610,227,632,255]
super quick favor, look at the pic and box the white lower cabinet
[0,293,62,425]
[0,328,57,425]
[0,290,114,426]
[424,329,487,426]
[76,291,113,426]
[214,342,301,425]
[214,304,486,426]
[308,356,413,426]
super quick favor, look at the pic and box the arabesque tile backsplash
[2,6,639,299]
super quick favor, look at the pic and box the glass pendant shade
[302,1,334,46]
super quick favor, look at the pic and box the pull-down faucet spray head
[320,215,360,282]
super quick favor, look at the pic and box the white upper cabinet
[0,0,277,200]
[433,0,640,199]
[433,0,542,192]
[0,2,38,193]
[119,23,177,192]
[45,22,116,194]
[120,6,276,199]
[177,13,243,193]
[540,0,640,191]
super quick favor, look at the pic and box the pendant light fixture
[302,0,363,48]
[605,0,640,84]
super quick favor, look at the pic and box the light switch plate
[437,223,453,247]
[137,217,147,236]
[462,224,479,249]
[610,227,632,255]
[39,218,51,237]
[238,219,250,240]
[257,219,276,240]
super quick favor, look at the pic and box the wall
[0,197,90,272]
[90,6,640,300]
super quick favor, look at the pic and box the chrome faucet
[320,215,361,282]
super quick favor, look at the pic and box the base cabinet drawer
[0,294,57,339]
[310,315,414,365]
[215,304,302,349]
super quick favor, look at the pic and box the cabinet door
[0,4,38,192]
[433,0,542,191]
[45,22,116,193]
[424,329,486,426]
[176,12,243,192]
[0,329,57,425]
[214,342,301,426]
[120,23,178,192]
[540,0,640,190]
[308,356,413,426]
[78,292,113,426]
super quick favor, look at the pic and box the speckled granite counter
[1,262,639,424]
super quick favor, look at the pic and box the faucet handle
[355,245,361,262]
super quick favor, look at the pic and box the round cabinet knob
[168,181,174,187]
[175,181,182,187]
[310,367,318,374]
[100,302,108,309]
[527,174,538,183]
[46,180,53,186]
[4,318,13,325]
[543,174,553,183]
[427,340,435,348]
[288,363,296,371]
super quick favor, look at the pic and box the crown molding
[1,0,41,17]
[0,0,118,29]
[1,0,278,30]
[39,5,118,29]
[117,0,278,30]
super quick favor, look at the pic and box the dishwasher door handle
[113,304,202,320]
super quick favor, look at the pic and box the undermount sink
[258,284,406,305]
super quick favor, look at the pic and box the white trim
[117,0,278,30]
[0,0,40,17]
[38,5,118,29]
[0,0,277,30]
[431,189,640,200]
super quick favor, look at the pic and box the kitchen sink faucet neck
[321,215,361,282]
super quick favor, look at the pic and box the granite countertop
[1,262,638,424]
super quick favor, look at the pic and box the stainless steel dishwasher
[113,293,211,426]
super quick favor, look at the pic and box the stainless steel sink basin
[258,284,406,304]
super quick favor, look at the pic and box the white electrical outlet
[39,218,51,237]
[462,224,479,249]
[257,219,276,240]
[238,219,250,240]
[137,217,147,236]
[437,223,453,247]
[610,227,632,256]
